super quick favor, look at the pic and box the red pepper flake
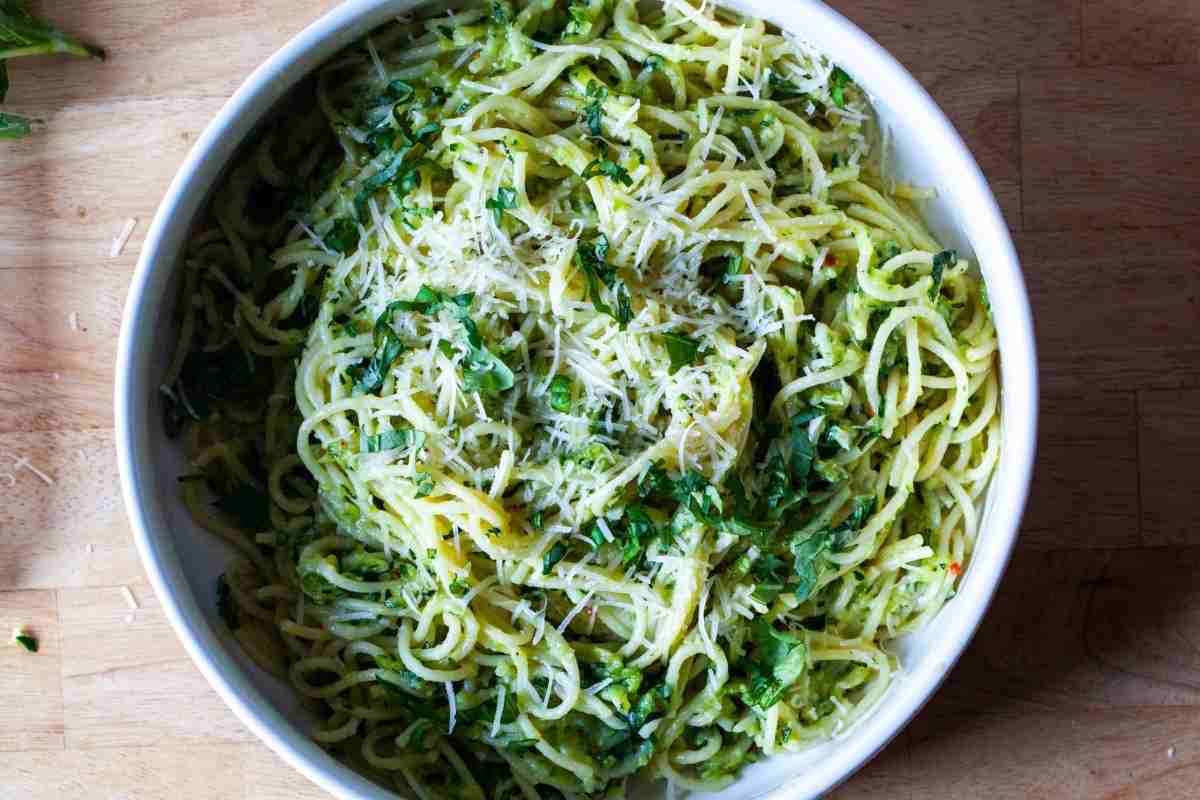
[824,253,838,267]
[949,562,963,577]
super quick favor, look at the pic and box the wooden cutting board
[2,1,1199,797]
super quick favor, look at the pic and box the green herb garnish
[12,627,37,652]
[662,332,700,374]
[828,66,850,108]
[548,374,573,412]
[412,471,435,498]
[575,234,634,328]
[1,1,105,139]
[738,618,807,710]
[542,541,567,574]
[323,218,360,254]
[930,249,956,299]
[582,158,633,186]
[485,185,519,226]
[363,427,425,454]
[216,575,239,630]
[583,80,607,137]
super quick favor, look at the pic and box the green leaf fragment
[363,427,425,454]
[582,157,633,186]
[829,66,850,108]
[323,218,360,254]
[485,185,519,226]
[930,249,957,299]
[12,627,37,652]
[739,618,807,710]
[542,541,567,574]
[548,374,573,412]
[662,332,700,374]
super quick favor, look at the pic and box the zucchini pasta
[161,0,1000,797]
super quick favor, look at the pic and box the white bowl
[115,1,1038,797]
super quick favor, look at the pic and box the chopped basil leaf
[490,0,512,26]
[723,253,743,283]
[829,66,851,108]
[542,541,568,574]
[350,304,408,395]
[930,249,957,299]
[582,158,633,186]
[583,80,607,136]
[459,314,515,395]
[662,332,700,374]
[548,374,573,412]
[363,427,426,454]
[739,618,807,710]
[485,185,519,226]
[353,144,413,220]
[379,79,414,104]
[0,111,33,139]
[412,471,435,498]
[792,495,876,603]
[413,121,441,142]
[323,218,360,254]
[767,69,805,100]
[575,234,633,328]
[12,629,37,653]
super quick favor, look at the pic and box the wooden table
[2,0,1197,797]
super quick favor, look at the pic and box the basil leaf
[353,145,413,220]
[0,110,33,139]
[412,471,435,498]
[583,80,607,136]
[739,618,807,710]
[485,185,519,226]
[930,249,957,299]
[548,374,573,412]
[459,315,515,395]
[828,66,850,108]
[542,541,567,574]
[413,121,440,142]
[790,412,816,489]
[363,427,425,454]
[388,285,473,316]
[662,332,700,374]
[323,218,360,254]
[379,79,414,104]
[792,528,836,604]
[582,158,633,187]
[723,253,743,283]
[767,69,805,100]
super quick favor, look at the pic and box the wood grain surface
[1,1,1198,797]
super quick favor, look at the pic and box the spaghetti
[161,1,1001,797]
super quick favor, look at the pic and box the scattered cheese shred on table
[110,217,137,258]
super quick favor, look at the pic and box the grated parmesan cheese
[110,218,137,258]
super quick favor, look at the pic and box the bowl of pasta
[115,0,1037,798]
